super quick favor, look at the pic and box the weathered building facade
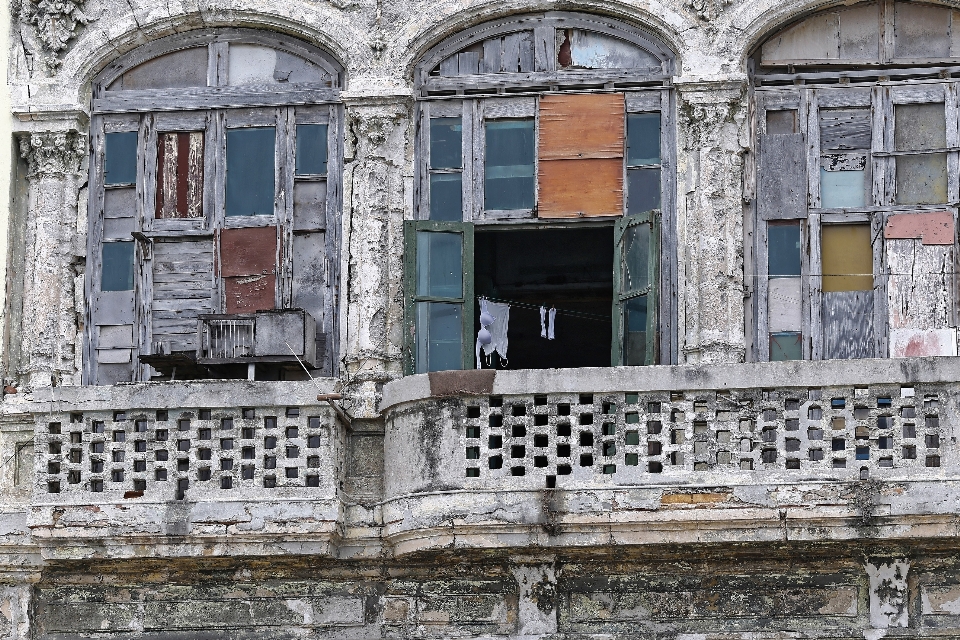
[5,0,960,636]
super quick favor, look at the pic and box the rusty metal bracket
[318,393,353,430]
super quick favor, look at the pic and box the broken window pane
[822,223,872,292]
[895,103,946,151]
[766,110,798,135]
[627,113,660,165]
[565,30,659,70]
[770,331,803,361]
[105,132,138,185]
[226,127,275,216]
[429,173,462,221]
[484,120,534,210]
[627,168,660,215]
[102,241,134,291]
[156,132,204,219]
[768,222,801,277]
[820,168,866,208]
[416,302,462,373]
[896,152,948,205]
[416,230,462,298]
[295,124,327,175]
[622,222,651,293]
[430,117,462,169]
[623,295,648,366]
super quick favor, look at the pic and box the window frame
[84,29,345,385]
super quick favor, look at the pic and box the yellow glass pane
[822,224,872,292]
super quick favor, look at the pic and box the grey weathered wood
[625,91,661,112]
[768,277,803,332]
[208,41,228,87]
[96,348,132,364]
[423,68,668,95]
[501,33,521,73]
[104,187,136,219]
[292,233,327,368]
[471,100,484,221]
[758,133,807,220]
[294,181,327,230]
[808,213,823,360]
[812,88,871,109]
[440,55,459,77]
[820,108,871,150]
[103,216,135,240]
[894,2,950,60]
[658,87,678,365]
[103,115,140,132]
[94,86,339,114]
[458,51,480,75]
[519,31,535,72]
[83,117,105,384]
[533,26,556,73]
[885,237,953,331]
[483,97,536,118]
[294,105,330,124]
[481,38,501,73]
[95,291,136,325]
[98,325,135,348]
[822,289,875,359]
[460,100,474,221]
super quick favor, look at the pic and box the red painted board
[884,211,955,245]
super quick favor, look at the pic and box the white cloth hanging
[540,306,547,339]
[476,299,510,368]
[548,307,556,340]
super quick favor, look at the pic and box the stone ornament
[21,0,92,68]
[18,130,86,177]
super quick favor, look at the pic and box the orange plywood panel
[538,93,625,161]
[538,158,623,218]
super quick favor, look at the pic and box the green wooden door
[612,210,659,366]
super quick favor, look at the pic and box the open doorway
[474,226,613,369]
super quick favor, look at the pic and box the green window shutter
[403,220,475,374]
[612,210,659,366]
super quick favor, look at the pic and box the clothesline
[478,295,610,322]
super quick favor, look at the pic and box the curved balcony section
[29,380,345,560]
[381,358,960,556]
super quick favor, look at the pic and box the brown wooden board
[538,158,624,218]
[219,226,278,276]
[224,274,277,313]
[156,132,204,218]
[538,93,625,160]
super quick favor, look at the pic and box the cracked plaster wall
[3,0,838,400]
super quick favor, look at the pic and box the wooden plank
[757,133,807,220]
[294,180,327,230]
[538,93,625,160]
[501,33,521,73]
[533,26,555,72]
[292,232,327,330]
[481,38,501,73]
[625,91,661,112]
[104,187,136,218]
[768,277,803,332]
[894,2,950,59]
[103,216,135,240]
[483,97,535,118]
[93,86,340,113]
[440,55,458,77]
[805,90,821,209]
[219,226,278,276]
[208,41,228,87]
[538,158,623,217]
[886,237,953,330]
[839,3,880,61]
[820,108,871,150]
[457,51,480,75]
[96,348,133,364]
[761,11,841,65]
[95,291,136,324]
[98,324,135,348]
[822,290,875,359]
[519,31,535,72]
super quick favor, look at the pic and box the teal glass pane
[623,295,648,366]
[102,241,134,291]
[226,128,275,216]
[621,223,651,294]
[295,124,328,175]
[416,302,462,373]
[430,173,462,221]
[627,113,660,165]
[768,222,801,277]
[484,120,535,210]
[105,132,138,185]
[416,231,462,298]
[627,168,660,215]
[431,117,462,169]
[770,331,803,361]
[820,168,865,208]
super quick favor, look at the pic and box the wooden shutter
[219,226,278,313]
[538,93,625,218]
[757,133,807,220]
[156,132,204,218]
[612,210,659,366]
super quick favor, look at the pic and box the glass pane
[820,169,866,208]
[822,223,872,292]
[102,241,134,291]
[416,231,462,298]
[896,153,948,205]
[416,302,462,373]
[484,120,535,210]
[766,110,797,135]
[895,103,946,151]
[431,117,462,169]
[295,124,328,175]
[105,132,138,185]
[627,113,660,165]
[226,127,275,216]
[623,295,648,366]
[770,332,803,361]
[621,222,651,294]
[429,173,462,221]
[768,222,801,277]
[627,168,660,215]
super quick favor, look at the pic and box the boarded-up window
[820,108,871,209]
[821,223,874,360]
[156,132,204,218]
[220,227,278,313]
[538,93,624,218]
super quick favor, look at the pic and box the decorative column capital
[18,130,86,178]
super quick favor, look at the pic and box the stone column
[15,130,85,389]
[675,79,749,365]
[340,97,412,418]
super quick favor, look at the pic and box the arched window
[405,12,677,373]
[751,1,960,362]
[86,30,343,384]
